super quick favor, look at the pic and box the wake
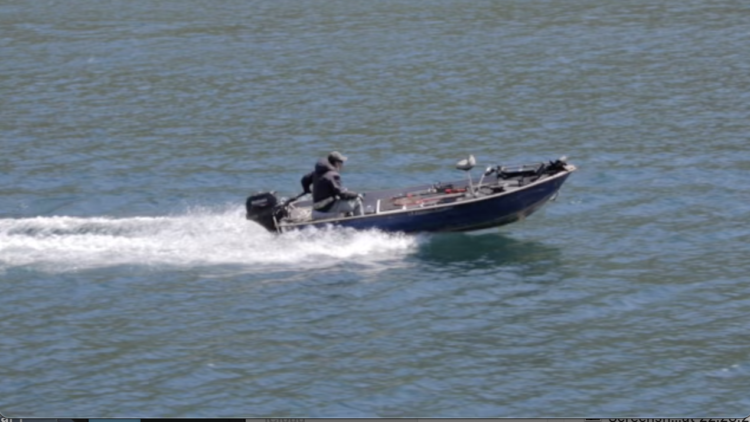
[0,205,419,272]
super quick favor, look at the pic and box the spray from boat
[0,205,419,272]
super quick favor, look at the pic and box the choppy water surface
[2,0,749,417]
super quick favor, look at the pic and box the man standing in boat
[301,151,364,219]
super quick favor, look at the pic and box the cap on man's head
[328,151,347,163]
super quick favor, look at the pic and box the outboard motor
[245,191,282,232]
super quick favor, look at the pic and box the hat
[328,151,347,163]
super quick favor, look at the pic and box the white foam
[0,205,419,272]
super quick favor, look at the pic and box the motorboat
[245,155,576,234]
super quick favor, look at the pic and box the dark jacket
[300,158,356,211]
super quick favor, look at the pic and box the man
[300,151,364,219]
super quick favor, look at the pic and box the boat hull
[278,170,572,234]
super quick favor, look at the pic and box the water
[2,0,750,417]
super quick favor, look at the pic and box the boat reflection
[411,231,566,280]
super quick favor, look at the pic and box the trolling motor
[546,155,569,172]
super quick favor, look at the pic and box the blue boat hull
[278,171,572,234]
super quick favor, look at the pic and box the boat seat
[455,155,476,171]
